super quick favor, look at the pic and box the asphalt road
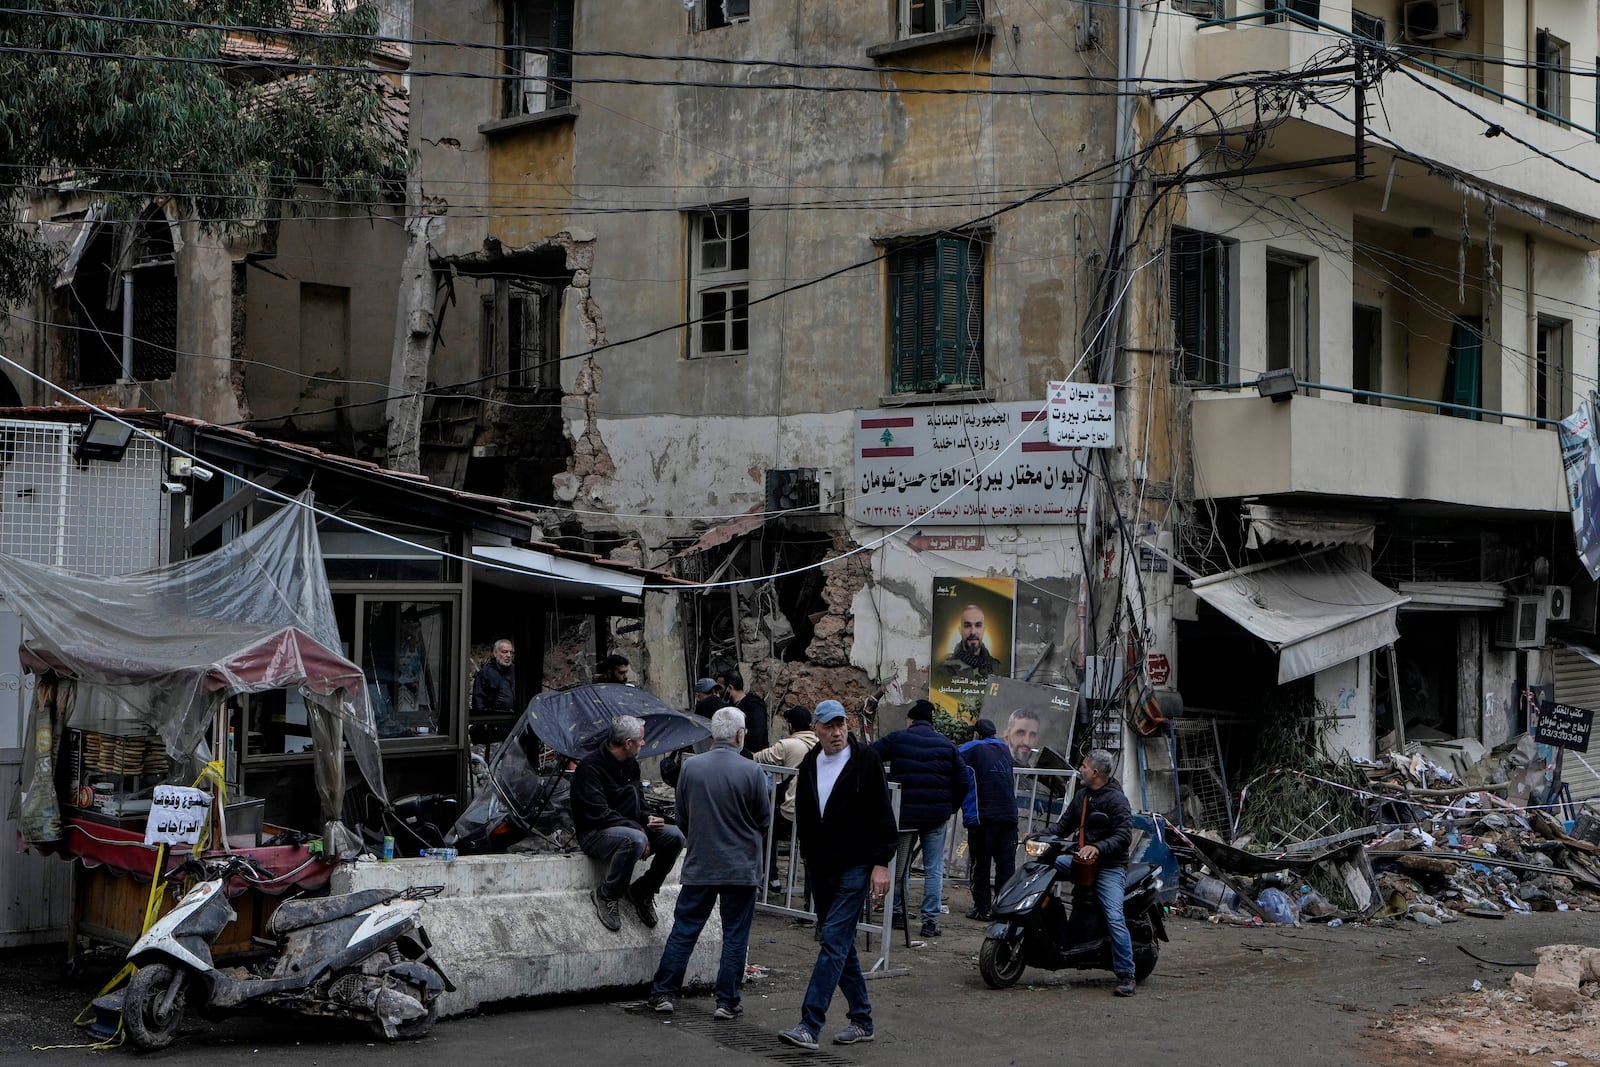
[4,897,1593,1066]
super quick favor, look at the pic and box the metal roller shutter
[1552,647,1600,804]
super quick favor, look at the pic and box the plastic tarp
[1191,549,1409,684]
[10,492,384,855]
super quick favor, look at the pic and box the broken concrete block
[1527,943,1600,1014]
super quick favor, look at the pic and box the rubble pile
[1168,735,1600,927]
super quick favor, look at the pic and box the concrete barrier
[331,852,721,1016]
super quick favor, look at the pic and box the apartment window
[689,206,750,358]
[502,0,573,118]
[1169,228,1232,386]
[64,208,178,386]
[701,0,750,29]
[1535,30,1569,124]
[1536,317,1571,424]
[1171,0,1224,18]
[1265,0,1319,26]
[1352,305,1381,404]
[902,0,982,36]
[1441,317,1483,420]
[890,236,985,394]
[1265,253,1310,378]
[481,279,561,388]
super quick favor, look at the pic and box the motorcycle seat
[267,888,396,937]
[1126,862,1155,885]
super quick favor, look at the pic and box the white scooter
[121,854,453,1050]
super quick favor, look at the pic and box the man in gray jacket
[647,706,772,1018]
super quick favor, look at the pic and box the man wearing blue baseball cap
[778,699,897,1051]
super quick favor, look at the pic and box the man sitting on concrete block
[572,715,686,931]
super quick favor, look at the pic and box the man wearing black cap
[869,699,967,937]
[958,717,1017,921]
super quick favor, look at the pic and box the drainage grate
[624,1002,860,1065]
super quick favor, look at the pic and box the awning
[1244,504,1375,550]
[1397,581,1508,612]
[672,504,765,558]
[1192,550,1409,684]
[472,543,647,599]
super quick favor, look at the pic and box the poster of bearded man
[930,577,1016,721]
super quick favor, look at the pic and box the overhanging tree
[0,1,407,305]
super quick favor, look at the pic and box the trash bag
[1255,887,1299,925]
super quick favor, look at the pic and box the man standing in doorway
[572,715,686,932]
[470,639,516,714]
[723,670,769,757]
[647,707,770,1019]
[870,699,967,937]
[1050,748,1136,996]
[778,700,897,1051]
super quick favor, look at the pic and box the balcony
[1189,393,1566,515]
[1182,18,1600,226]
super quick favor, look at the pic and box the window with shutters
[1536,317,1571,426]
[688,205,750,358]
[1168,228,1232,386]
[502,0,573,118]
[1264,252,1310,378]
[1264,0,1319,26]
[901,0,983,36]
[482,279,561,389]
[699,0,750,30]
[889,237,985,394]
[1535,30,1569,125]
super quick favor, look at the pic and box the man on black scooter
[1050,749,1136,997]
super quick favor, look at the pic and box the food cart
[8,494,386,955]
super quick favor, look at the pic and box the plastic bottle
[381,835,395,861]
[1445,816,1460,847]
[420,847,458,861]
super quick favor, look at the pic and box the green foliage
[1232,686,1369,851]
[931,704,974,746]
[0,1,406,303]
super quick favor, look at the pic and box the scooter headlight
[1023,840,1051,859]
[1017,891,1043,910]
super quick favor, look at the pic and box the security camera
[161,481,186,495]
[189,464,214,483]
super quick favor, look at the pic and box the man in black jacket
[571,715,686,932]
[470,639,516,714]
[778,700,897,1051]
[723,670,769,757]
[870,699,967,937]
[1050,748,1136,996]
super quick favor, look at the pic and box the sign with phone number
[1535,701,1594,752]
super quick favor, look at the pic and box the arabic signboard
[144,785,213,846]
[854,402,1087,526]
[1535,701,1594,752]
[1046,382,1115,447]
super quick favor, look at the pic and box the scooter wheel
[979,936,1025,989]
[368,979,440,1041]
[123,963,189,1050]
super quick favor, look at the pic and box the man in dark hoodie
[870,698,967,937]
[1050,748,1136,996]
[958,717,1016,921]
[778,700,897,1051]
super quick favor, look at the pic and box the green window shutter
[943,0,973,27]
[1445,317,1483,420]
[959,241,984,386]
[549,4,574,108]
[1209,237,1229,384]
[891,251,923,392]
[1170,230,1204,382]
[933,238,968,386]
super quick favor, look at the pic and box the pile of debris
[1167,735,1600,926]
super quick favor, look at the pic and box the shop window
[359,597,454,741]
[889,236,985,394]
[319,520,453,582]
[502,0,573,118]
[1169,228,1233,386]
[688,204,750,358]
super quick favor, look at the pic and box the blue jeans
[1093,865,1135,980]
[893,823,948,924]
[800,865,873,1035]
[580,824,686,901]
[649,884,757,1008]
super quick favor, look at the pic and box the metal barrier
[754,764,903,974]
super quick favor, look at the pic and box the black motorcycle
[979,833,1167,989]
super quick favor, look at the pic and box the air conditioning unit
[1494,595,1547,649]
[1544,585,1573,622]
[765,468,820,515]
[1402,0,1465,41]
